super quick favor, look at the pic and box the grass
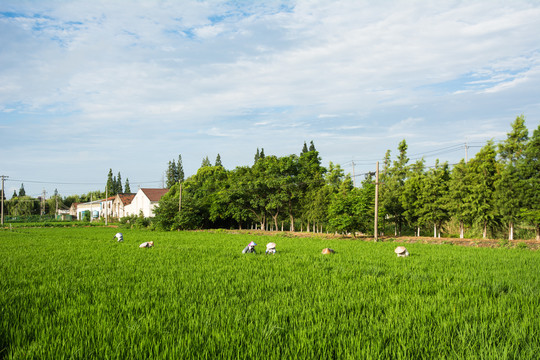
[1,227,540,359]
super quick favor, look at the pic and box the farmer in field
[322,248,335,255]
[113,232,123,242]
[394,246,409,257]
[139,241,154,248]
[266,242,276,254]
[242,241,257,254]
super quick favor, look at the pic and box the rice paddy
[1,227,539,359]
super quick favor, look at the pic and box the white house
[75,199,103,220]
[100,196,115,219]
[125,188,169,218]
[111,193,136,218]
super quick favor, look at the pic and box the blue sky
[1,0,540,198]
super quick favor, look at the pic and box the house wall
[75,202,102,220]
[126,189,160,218]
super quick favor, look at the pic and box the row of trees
[106,169,131,195]
[153,117,540,240]
[3,189,107,217]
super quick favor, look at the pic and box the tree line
[154,116,540,240]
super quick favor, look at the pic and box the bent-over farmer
[395,246,409,257]
[113,232,124,242]
[242,241,257,254]
[266,242,276,254]
[139,241,154,248]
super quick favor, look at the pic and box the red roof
[117,193,136,205]
[140,188,169,202]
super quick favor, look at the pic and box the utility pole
[1,175,8,226]
[178,181,182,212]
[374,161,379,242]
[41,189,47,216]
[105,187,108,226]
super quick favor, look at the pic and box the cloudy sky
[1,0,539,198]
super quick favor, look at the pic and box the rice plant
[1,228,539,359]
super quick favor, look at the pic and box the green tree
[254,148,260,164]
[301,142,308,154]
[124,178,131,193]
[106,169,115,195]
[447,160,472,238]
[381,140,409,236]
[201,156,211,167]
[495,116,529,240]
[467,141,499,239]
[215,154,223,167]
[11,190,17,199]
[518,123,540,240]
[401,159,425,236]
[19,183,26,197]
[298,142,325,232]
[166,160,178,188]
[177,155,185,183]
[116,172,123,194]
[418,160,450,238]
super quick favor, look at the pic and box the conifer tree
[166,160,178,188]
[467,140,499,239]
[177,155,185,183]
[215,153,223,167]
[518,123,540,240]
[106,169,115,195]
[254,148,260,164]
[309,140,316,152]
[495,115,529,239]
[124,178,131,193]
[301,142,308,154]
[19,183,26,197]
[201,156,212,167]
[116,172,123,194]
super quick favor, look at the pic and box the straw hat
[322,248,335,255]
[266,242,276,249]
[394,246,408,255]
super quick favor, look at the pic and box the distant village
[67,188,169,221]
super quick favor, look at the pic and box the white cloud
[1,0,540,195]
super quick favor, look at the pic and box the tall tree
[11,190,17,199]
[298,142,325,231]
[166,160,178,188]
[401,159,425,236]
[447,160,472,238]
[518,123,540,240]
[215,154,223,167]
[418,160,450,237]
[254,148,260,164]
[116,172,123,194]
[106,169,115,195]
[124,178,131,193]
[309,140,316,152]
[201,156,212,167]
[495,115,529,240]
[467,141,499,239]
[301,142,309,154]
[19,183,26,197]
[381,140,409,236]
[177,155,185,183]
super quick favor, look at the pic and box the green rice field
[1,227,540,359]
